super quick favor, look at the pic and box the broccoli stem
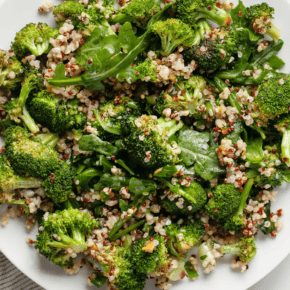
[110,220,146,241]
[108,195,148,240]
[168,236,186,260]
[157,177,196,204]
[48,76,84,87]
[11,176,42,190]
[162,37,179,56]
[267,24,281,42]
[281,129,290,166]
[48,229,87,253]
[19,106,40,134]
[32,133,60,148]
[198,6,231,26]
[220,243,242,256]
[237,178,254,216]
[15,82,36,115]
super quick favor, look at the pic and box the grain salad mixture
[0,0,289,289]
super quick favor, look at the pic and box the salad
[0,0,288,289]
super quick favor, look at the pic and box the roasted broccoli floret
[160,180,208,215]
[53,1,85,27]
[11,23,59,58]
[4,126,59,178]
[245,3,281,42]
[205,184,241,222]
[91,96,141,142]
[113,0,162,27]
[121,115,184,172]
[184,26,239,71]
[42,162,77,204]
[176,0,232,27]
[131,235,171,274]
[28,91,87,133]
[166,222,205,259]
[147,75,210,119]
[222,178,255,233]
[54,1,115,36]
[220,236,257,263]
[255,76,290,122]
[89,244,146,290]
[151,18,196,56]
[35,208,98,268]
[0,50,23,91]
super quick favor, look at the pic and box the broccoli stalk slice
[19,106,40,134]
[108,194,148,240]
[281,129,290,166]
[157,177,197,204]
[31,133,60,148]
[220,237,257,263]
[266,23,281,42]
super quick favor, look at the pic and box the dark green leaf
[154,164,178,178]
[230,0,247,29]
[129,177,157,195]
[76,167,102,191]
[119,199,129,212]
[200,255,207,261]
[177,129,225,180]
[115,159,135,175]
[184,261,199,279]
[94,174,130,191]
[79,134,119,156]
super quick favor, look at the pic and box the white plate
[1,0,290,289]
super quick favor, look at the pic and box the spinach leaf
[177,129,225,180]
[230,0,247,30]
[79,134,119,156]
[154,164,178,178]
[47,3,175,90]
[129,178,157,195]
[76,167,102,191]
[94,174,130,191]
